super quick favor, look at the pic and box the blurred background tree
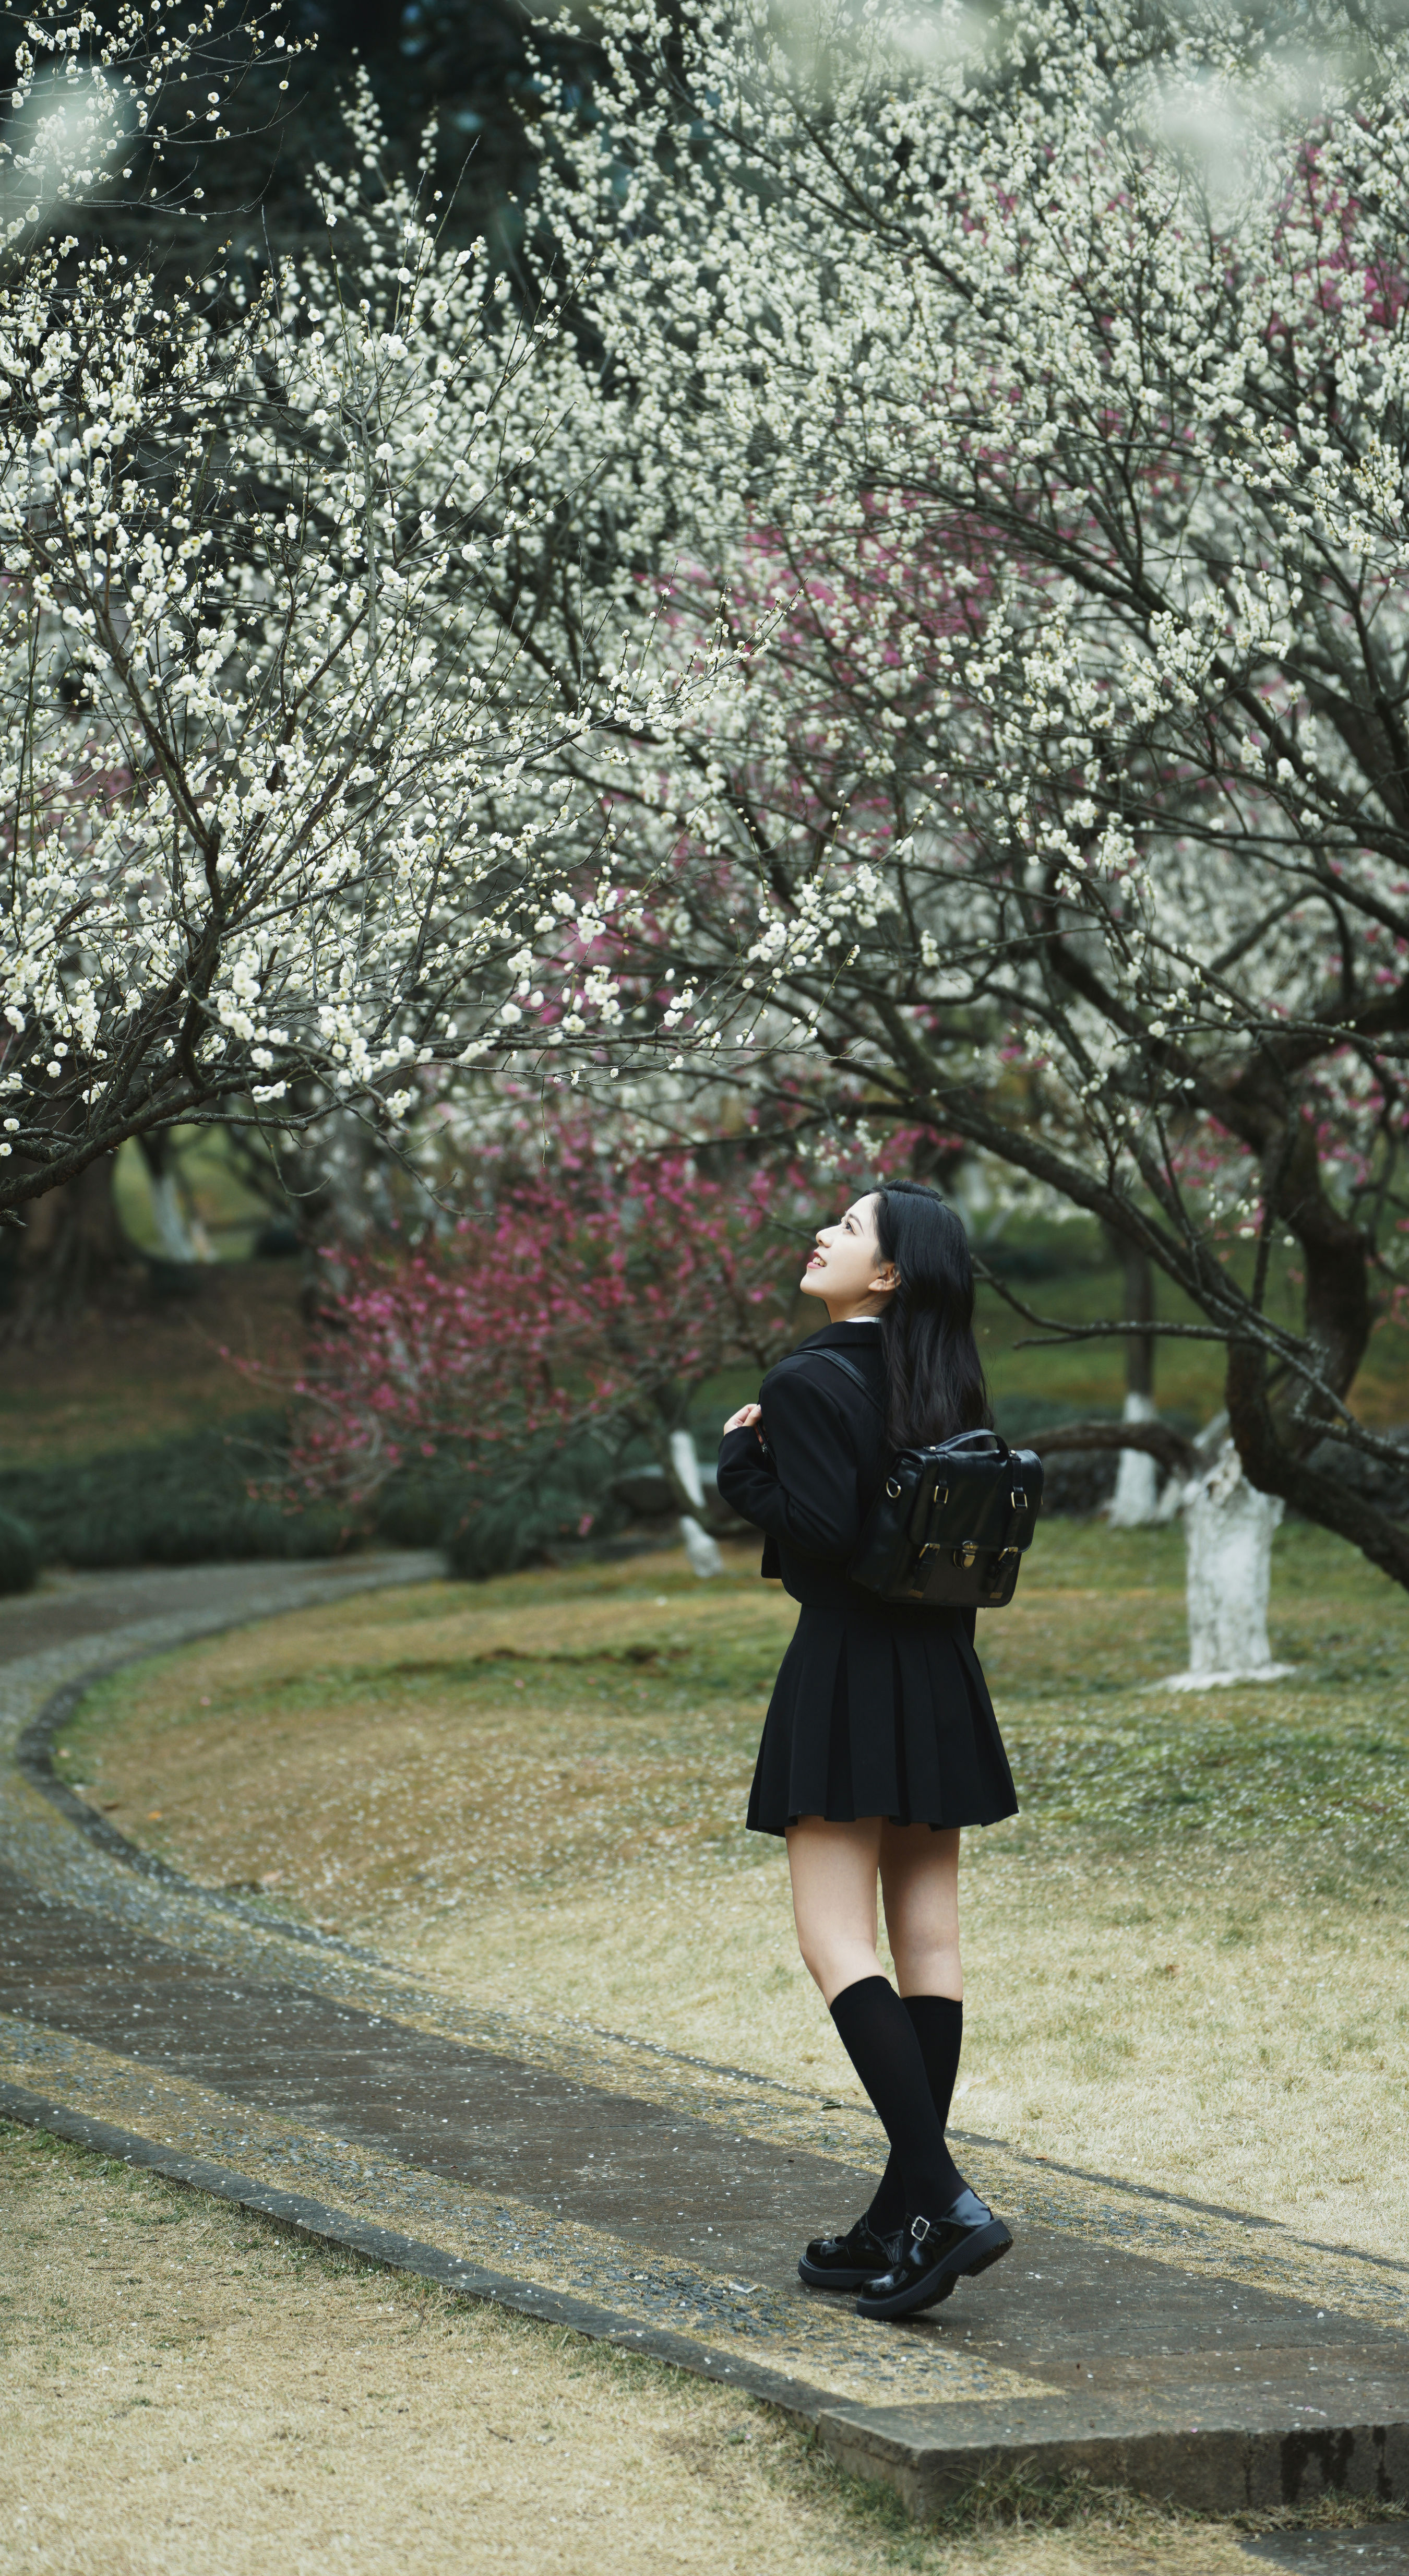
[0,0,580,263]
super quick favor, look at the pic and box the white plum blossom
[0,27,738,1232]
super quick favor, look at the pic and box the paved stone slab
[3,1854,1405,2411]
[1240,2534,1409,2571]
[3,1563,1409,2521]
[0,1555,439,1668]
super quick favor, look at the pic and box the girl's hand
[723,1402,763,1435]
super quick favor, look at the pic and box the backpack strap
[805,1345,886,1413]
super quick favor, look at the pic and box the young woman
[717,1179,1017,2323]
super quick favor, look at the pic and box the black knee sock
[829,1976,966,2227]
[866,1995,967,2232]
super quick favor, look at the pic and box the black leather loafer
[854,2189,1013,2320]
[798,2215,903,2292]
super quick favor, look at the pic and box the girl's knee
[893,1936,963,1996]
[798,1929,882,1998]
[796,1928,837,1989]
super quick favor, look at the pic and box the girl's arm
[717,1368,863,1558]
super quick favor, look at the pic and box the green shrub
[372,1459,471,1549]
[0,1504,38,1593]
[443,1427,633,1581]
[0,1412,355,1570]
[0,1403,740,1576]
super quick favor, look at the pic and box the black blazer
[717,1321,973,1631]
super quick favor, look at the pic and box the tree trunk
[136,1133,211,1266]
[1163,1442,1294,1689]
[0,1151,140,1331]
[898,1075,1409,1591]
[1107,1238,1161,1528]
[667,1427,724,1578]
[251,1096,388,1321]
[1109,1392,1160,1524]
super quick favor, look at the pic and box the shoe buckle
[911,2215,931,2244]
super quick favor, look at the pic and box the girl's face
[800,1193,897,1320]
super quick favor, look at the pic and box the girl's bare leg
[879,1823,963,1999]
[787,1817,963,2001]
[785,1816,885,2002]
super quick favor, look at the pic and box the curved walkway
[2,1558,1408,2526]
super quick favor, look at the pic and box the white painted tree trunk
[148,1172,202,1265]
[1107,1390,1160,1526]
[669,1428,724,1579]
[1161,1441,1294,1689]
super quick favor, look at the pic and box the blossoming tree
[16,2,1409,1674]
[434,0,1409,1665]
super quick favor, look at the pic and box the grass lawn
[61,1519,1409,2260]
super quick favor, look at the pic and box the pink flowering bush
[277,1120,807,1558]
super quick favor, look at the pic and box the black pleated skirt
[746,1602,1018,1837]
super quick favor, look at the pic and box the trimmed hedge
[0,1411,679,1578]
[0,1504,38,1593]
[0,1413,352,1569]
[441,1426,640,1581]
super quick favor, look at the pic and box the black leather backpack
[810,1347,1044,1610]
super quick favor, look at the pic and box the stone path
[3,1558,1408,2532]
[1240,2538,1409,2571]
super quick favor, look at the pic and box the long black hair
[873,1180,990,1449]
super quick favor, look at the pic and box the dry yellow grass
[1,2122,1276,2576]
[61,1521,1409,2256]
